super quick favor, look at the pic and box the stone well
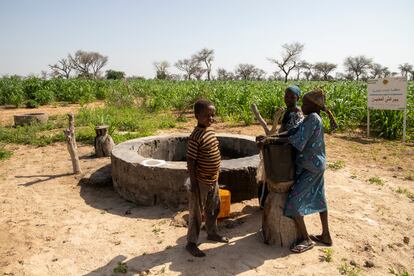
[111,134,259,207]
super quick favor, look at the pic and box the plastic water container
[218,188,231,219]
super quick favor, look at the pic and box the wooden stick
[251,104,271,136]
[64,113,81,174]
[269,107,284,135]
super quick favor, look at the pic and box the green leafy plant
[0,145,12,160]
[368,176,384,186]
[338,262,361,276]
[320,248,333,262]
[113,261,128,274]
[328,160,345,171]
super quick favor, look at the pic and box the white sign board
[367,77,407,110]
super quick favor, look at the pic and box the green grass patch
[327,160,345,171]
[394,187,414,201]
[0,106,176,147]
[338,262,361,276]
[0,145,13,160]
[368,176,385,186]
[388,267,411,276]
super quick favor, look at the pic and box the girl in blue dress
[259,88,337,253]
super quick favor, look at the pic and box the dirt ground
[1,107,414,276]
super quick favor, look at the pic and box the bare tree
[193,48,214,80]
[235,64,258,80]
[193,68,207,80]
[268,42,305,82]
[343,55,372,81]
[398,63,413,78]
[313,62,337,80]
[253,68,266,80]
[369,63,390,79]
[40,70,48,80]
[175,58,202,80]
[268,71,283,81]
[153,61,170,80]
[216,68,234,81]
[69,50,108,79]
[298,61,313,81]
[49,58,72,79]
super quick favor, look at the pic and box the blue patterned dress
[284,112,327,217]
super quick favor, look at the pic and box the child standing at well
[186,99,229,257]
[260,89,337,253]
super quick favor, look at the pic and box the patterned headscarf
[303,89,338,131]
[286,85,301,98]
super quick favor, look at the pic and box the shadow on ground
[85,217,290,276]
[78,164,176,219]
[336,134,382,145]
[15,173,73,186]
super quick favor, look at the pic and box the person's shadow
[85,214,291,276]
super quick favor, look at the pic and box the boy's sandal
[290,240,315,253]
[309,234,333,246]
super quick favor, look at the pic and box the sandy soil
[1,110,414,275]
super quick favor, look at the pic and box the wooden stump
[261,180,300,247]
[94,125,115,157]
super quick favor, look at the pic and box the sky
[0,0,413,78]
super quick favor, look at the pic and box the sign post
[367,77,408,142]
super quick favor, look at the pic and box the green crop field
[1,77,413,141]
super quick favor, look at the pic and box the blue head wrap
[286,85,301,97]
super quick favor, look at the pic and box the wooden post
[94,125,115,157]
[64,113,81,174]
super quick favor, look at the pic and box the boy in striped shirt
[186,99,229,257]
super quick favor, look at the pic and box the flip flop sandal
[310,235,333,246]
[290,241,315,253]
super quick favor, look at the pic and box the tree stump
[261,180,300,247]
[94,125,115,157]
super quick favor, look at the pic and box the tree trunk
[261,181,300,247]
[94,125,115,157]
[64,113,81,174]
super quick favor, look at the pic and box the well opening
[137,136,258,161]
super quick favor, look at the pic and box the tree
[193,48,214,80]
[253,68,266,80]
[216,68,234,81]
[313,62,337,80]
[235,64,258,80]
[69,50,108,79]
[268,42,304,82]
[175,58,202,80]
[343,55,372,81]
[105,69,125,80]
[153,61,170,80]
[49,58,72,79]
[369,63,390,79]
[268,71,283,81]
[398,63,413,78]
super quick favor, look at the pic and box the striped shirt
[187,127,221,185]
